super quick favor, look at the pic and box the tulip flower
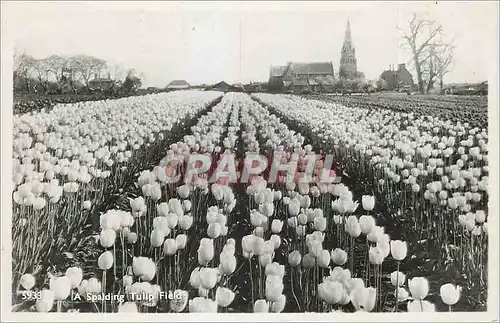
[189,296,215,312]
[368,246,384,265]
[359,215,375,235]
[82,200,91,210]
[409,277,429,300]
[271,219,283,233]
[164,238,177,255]
[177,184,190,199]
[259,253,272,268]
[216,287,235,307]
[123,275,133,287]
[36,289,55,312]
[190,268,201,289]
[207,222,222,239]
[150,229,165,248]
[170,289,189,312]
[199,267,217,290]
[440,283,461,309]
[288,250,302,267]
[395,287,410,302]
[302,253,316,269]
[351,287,376,312]
[176,234,188,250]
[270,234,281,249]
[270,294,286,313]
[475,210,486,223]
[126,232,138,244]
[99,229,116,248]
[157,202,169,217]
[98,251,114,270]
[49,276,72,301]
[318,280,343,304]
[362,195,375,211]
[20,273,36,290]
[345,215,361,238]
[390,271,406,287]
[331,248,348,265]
[220,253,237,275]
[288,198,301,216]
[118,302,138,312]
[314,216,327,232]
[265,263,285,278]
[390,240,408,261]
[65,267,83,289]
[198,239,215,265]
[179,215,194,230]
[253,299,269,312]
[132,257,156,281]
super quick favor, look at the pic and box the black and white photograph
[1,1,498,321]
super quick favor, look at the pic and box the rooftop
[167,80,190,87]
[290,62,334,75]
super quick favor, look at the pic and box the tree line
[13,52,142,95]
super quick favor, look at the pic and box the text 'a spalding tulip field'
[12,91,489,313]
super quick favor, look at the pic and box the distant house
[268,65,289,92]
[166,80,190,90]
[88,73,114,91]
[245,82,264,93]
[443,81,488,95]
[230,83,245,92]
[61,81,84,94]
[380,64,414,91]
[89,74,115,91]
[268,62,335,93]
[206,81,231,92]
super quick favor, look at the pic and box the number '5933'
[21,291,42,300]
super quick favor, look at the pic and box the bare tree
[104,63,126,82]
[434,44,454,93]
[45,55,69,90]
[32,58,52,93]
[71,55,107,89]
[400,12,453,94]
[13,50,36,93]
[65,56,85,94]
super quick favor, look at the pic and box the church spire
[339,19,358,79]
[344,19,352,44]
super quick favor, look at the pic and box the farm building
[379,64,414,91]
[88,73,114,91]
[166,80,190,90]
[205,81,231,92]
[231,83,245,92]
[245,82,264,93]
[443,81,488,95]
[268,62,335,93]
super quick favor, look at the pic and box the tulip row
[237,94,400,312]
[11,91,224,303]
[307,94,488,129]
[253,93,488,307]
[95,93,244,312]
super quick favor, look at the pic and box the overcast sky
[4,1,498,87]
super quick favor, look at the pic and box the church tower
[339,19,358,79]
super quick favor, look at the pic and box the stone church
[268,20,362,92]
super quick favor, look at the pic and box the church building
[268,20,361,92]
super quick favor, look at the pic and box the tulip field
[12,90,489,313]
